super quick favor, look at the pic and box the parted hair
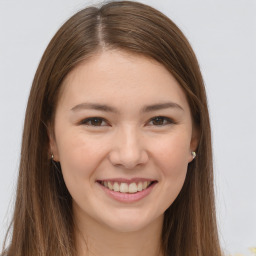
[2,1,222,256]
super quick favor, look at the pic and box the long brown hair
[2,1,222,255]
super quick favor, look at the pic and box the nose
[108,126,149,169]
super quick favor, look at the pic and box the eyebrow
[70,102,184,113]
[71,103,118,113]
[142,102,184,112]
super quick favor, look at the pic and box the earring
[51,154,54,161]
[191,151,196,159]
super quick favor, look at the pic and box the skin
[50,50,198,256]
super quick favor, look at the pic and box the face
[50,50,198,233]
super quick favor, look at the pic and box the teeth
[101,181,153,193]
[108,181,113,190]
[128,183,137,193]
[113,182,119,192]
[137,182,142,191]
[142,181,148,189]
[120,183,129,193]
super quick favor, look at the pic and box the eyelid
[79,116,176,127]
[79,117,110,127]
[147,116,176,126]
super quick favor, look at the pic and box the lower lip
[98,182,157,203]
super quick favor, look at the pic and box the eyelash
[80,116,175,127]
[80,117,109,127]
[148,116,175,126]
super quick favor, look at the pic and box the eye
[148,116,175,126]
[80,117,109,127]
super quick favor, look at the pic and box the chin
[107,221,147,233]
[100,209,163,233]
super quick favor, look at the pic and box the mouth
[96,179,157,194]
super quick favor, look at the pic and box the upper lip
[96,178,157,184]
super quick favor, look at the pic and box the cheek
[55,131,111,208]
[153,132,191,174]
[56,131,108,183]
[151,132,190,207]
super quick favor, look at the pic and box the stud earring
[191,151,196,159]
[51,154,54,160]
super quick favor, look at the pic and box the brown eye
[149,116,173,126]
[81,117,108,127]
[90,118,103,126]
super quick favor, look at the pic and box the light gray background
[0,0,255,255]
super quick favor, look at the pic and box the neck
[74,209,164,256]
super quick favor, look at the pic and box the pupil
[153,117,163,125]
[92,119,102,126]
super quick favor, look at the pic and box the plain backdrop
[0,0,255,255]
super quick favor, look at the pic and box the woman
[1,1,222,256]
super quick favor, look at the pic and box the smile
[98,180,154,193]
[96,178,158,203]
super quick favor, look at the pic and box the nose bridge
[109,124,148,169]
[121,125,140,154]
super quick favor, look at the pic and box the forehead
[57,50,190,113]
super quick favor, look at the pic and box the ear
[47,124,60,162]
[188,126,200,162]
